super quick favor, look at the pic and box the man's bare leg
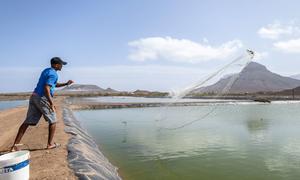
[47,123,56,149]
[11,123,29,151]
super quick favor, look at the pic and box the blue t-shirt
[34,68,58,97]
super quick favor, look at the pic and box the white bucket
[0,151,30,180]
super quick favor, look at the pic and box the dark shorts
[23,94,56,126]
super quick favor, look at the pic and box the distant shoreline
[1,91,300,102]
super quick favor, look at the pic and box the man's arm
[55,82,68,88]
[44,85,55,112]
[56,80,74,88]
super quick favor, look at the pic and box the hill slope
[194,62,300,94]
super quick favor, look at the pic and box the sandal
[47,143,61,149]
[10,144,24,152]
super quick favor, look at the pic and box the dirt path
[0,97,77,180]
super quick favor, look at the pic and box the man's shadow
[0,146,51,155]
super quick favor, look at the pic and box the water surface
[74,100,300,180]
[0,100,27,111]
[69,96,243,104]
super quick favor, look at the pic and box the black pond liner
[63,107,122,180]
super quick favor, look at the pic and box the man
[11,57,74,151]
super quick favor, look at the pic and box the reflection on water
[246,118,269,132]
[74,101,300,180]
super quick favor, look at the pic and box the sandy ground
[0,97,77,180]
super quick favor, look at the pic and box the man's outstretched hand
[67,80,74,86]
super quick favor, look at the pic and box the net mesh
[156,50,255,130]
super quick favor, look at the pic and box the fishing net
[156,50,255,130]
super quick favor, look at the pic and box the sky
[1,0,300,92]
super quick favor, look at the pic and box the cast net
[156,49,255,130]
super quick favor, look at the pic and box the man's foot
[10,144,23,152]
[46,142,61,149]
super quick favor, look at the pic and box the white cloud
[257,22,300,40]
[253,51,269,61]
[274,38,300,53]
[128,37,243,63]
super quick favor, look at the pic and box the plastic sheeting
[63,107,122,180]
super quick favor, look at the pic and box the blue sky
[1,0,300,92]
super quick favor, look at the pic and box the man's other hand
[50,104,56,112]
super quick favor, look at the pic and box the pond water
[0,100,27,111]
[74,100,300,180]
[69,96,243,104]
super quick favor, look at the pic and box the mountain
[290,74,300,80]
[104,87,119,93]
[61,84,119,92]
[133,89,151,94]
[274,86,300,96]
[193,62,300,94]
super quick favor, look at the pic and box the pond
[74,100,300,180]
